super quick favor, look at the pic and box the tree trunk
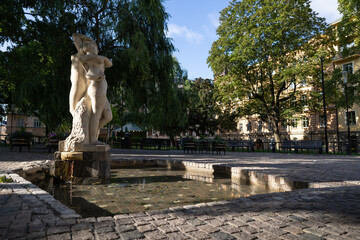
[169,134,176,148]
[273,121,282,150]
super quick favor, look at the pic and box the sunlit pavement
[1,148,360,239]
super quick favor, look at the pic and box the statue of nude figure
[79,54,112,144]
[69,33,112,145]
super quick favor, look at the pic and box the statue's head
[72,33,98,55]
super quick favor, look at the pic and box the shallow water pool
[39,167,278,217]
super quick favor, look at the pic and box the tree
[186,78,237,137]
[338,0,360,56]
[208,0,332,143]
[0,0,176,133]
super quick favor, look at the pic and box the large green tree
[208,0,332,143]
[0,0,176,134]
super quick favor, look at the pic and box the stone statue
[64,33,112,152]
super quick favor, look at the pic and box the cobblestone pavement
[1,147,360,239]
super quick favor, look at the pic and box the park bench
[10,138,31,152]
[212,142,227,154]
[140,138,170,150]
[227,139,255,152]
[197,141,211,153]
[282,140,323,154]
[183,142,197,154]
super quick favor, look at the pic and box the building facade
[5,112,46,137]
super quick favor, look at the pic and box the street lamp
[342,70,351,154]
[320,57,328,153]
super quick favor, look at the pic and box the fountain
[54,33,112,184]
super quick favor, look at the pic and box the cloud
[310,0,341,23]
[167,23,203,45]
[208,12,220,28]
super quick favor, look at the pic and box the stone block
[54,148,110,184]
[61,152,83,161]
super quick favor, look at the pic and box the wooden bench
[10,139,31,152]
[282,140,323,154]
[227,139,255,152]
[212,142,227,154]
[140,138,170,150]
[197,141,211,153]
[183,142,197,154]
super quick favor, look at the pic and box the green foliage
[208,0,333,141]
[326,68,360,109]
[337,0,360,56]
[186,78,237,136]
[0,176,14,183]
[1,0,176,135]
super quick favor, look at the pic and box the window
[239,123,243,132]
[268,124,273,131]
[291,118,298,128]
[320,115,325,127]
[346,111,356,125]
[301,95,308,106]
[257,121,262,131]
[34,119,42,128]
[302,117,309,128]
[343,63,353,75]
[281,120,287,130]
[247,122,252,131]
[17,119,25,127]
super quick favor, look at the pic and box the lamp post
[342,70,351,154]
[320,57,328,153]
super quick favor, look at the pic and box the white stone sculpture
[64,33,112,152]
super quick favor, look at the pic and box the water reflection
[37,168,279,217]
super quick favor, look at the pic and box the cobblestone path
[1,148,360,239]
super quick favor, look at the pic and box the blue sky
[164,0,341,80]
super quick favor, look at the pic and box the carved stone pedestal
[54,141,111,184]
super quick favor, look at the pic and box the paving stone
[71,222,93,232]
[115,217,134,225]
[197,224,220,234]
[220,224,241,234]
[47,225,70,235]
[176,224,197,233]
[72,230,95,240]
[186,218,206,226]
[136,224,156,233]
[211,231,236,240]
[95,226,114,234]
[95,231,119,240]
[95,221,114,229]
[26,230,47,240]
[97,216,114,222]
[144,230,167,239]
[120,230,145,240]
[115,224,136,233]
[158,224,179,234]
[231,231,257,240]
[164,231,190,240]
[47,232,72,240]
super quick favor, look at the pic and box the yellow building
[6,112,46,137]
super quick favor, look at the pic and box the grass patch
[0,176,14,183]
